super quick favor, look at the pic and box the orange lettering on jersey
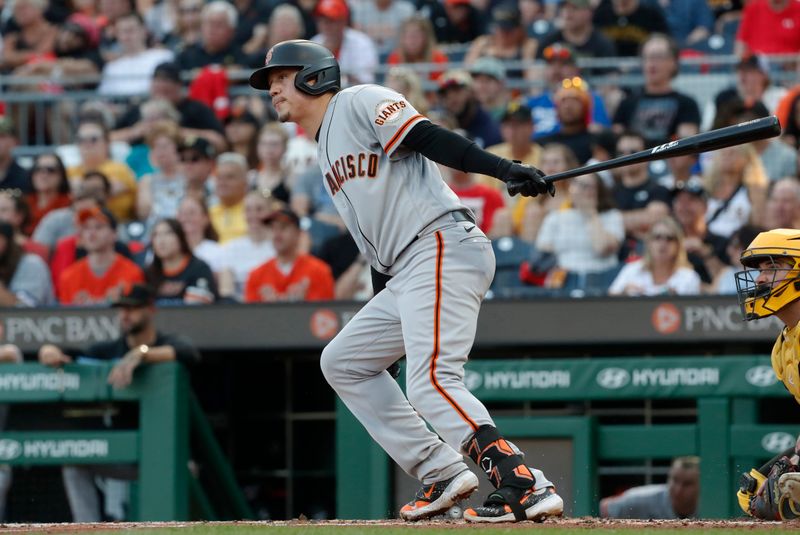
[357,153,366,177]
[325,152,380,195]
[346,154,356,179]
[325,172,339,194]
[367,154,378,177]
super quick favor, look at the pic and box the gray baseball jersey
[317,84,468,273]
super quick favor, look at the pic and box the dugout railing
[335,355,796,519]
[0,361,253,521]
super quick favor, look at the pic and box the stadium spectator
[703,143,768,238]
[656,0,714,47]
[264,4,307,50]
[728,100,797,183]
[145,218,217,304]
[484,101,541,191]
[464,2,537,80]
[177,194,223,273]
[706,54,786,131]
[593,0,668,57]
[612,34,701,147]
[57,205,144,305]
[536,77,594,164]
[249,122,292,204]
[176,1,259,71]
[468,57,509,123]
[0,117,32,195]
[137,122,187,231]
[711,224,761,295]
[437,70,502,149]
[113,62,226,153]
[0,0,57,72]
[244,208,334,302]
[536,172,624,293]
[385,66,430,116]
[763,178,800,230]
[422,0,487,45]
[179,136,217,200]
[670,177,727,286]
[34,171,111,254]
[520,0,553,38]
[26,153,71,235]
[535,0,617,64]
[386,16,449,81]
[210,152,249,243]
[526,43,610,140]
[123,98,182,179]
[351,0,416,55]
[444,163,505,235]
[0,192,49,261]
[67,120,138,222]
[611,131,671,258]
[97,13,174,96]
[225,108,261,171]
[600,456,699,519]
[311,0,378,86]
[218,191,277,300]
[38,283,200,522]
[736,0,800,56]
[142,0,178,45]
[516,143,577,242]
[609,216,701,295]
[97,0,136,59]
[229,0,272,53]
[0,219,53,305]
[162,0,204,49]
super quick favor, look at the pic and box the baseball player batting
[249,40,563,523]
[735,228,800,520]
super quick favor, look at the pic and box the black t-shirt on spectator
[593,0,669,57]
[0,161,33,194]
[535,28,618,60]
[423,1,487,44]
[117,98,224,137]
[151,255,218,303]
[176,43,261,71]
[613,90,701,147]
[233,0,273,46]
[687,232,728,283]
[536,131,594,164]
[613,179,671,211]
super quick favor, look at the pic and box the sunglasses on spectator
[651,233,677,242]
[77,135,102,145]
[33,165,58,173]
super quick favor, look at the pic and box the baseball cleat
[463,486,564,523]
[399,470,479,521]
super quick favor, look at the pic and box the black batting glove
[502,160,555,198]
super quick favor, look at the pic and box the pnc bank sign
[0,314,119,346]
[651,304,781,335]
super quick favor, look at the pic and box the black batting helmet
[249,39,341,96]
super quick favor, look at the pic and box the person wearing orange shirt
[58,205,144,305]
[245,208,334,302]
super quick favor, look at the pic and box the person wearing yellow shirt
[209,153,248,243]
[735,228,800,520]
[67,120,138,222]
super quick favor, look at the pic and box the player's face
[268,68,307,123]
[753,258,796,288]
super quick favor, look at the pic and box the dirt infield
[1,517,798,533]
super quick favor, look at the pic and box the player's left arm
[402,121,554,198]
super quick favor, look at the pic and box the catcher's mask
[736,228,800,321]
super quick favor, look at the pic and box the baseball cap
[315,0,349,20]
[560,0,592,8]
[491,3,521,29]
[181,136,217,159]
[543,42,576,64]
[438,70,473,93]
[671,177,707,200]
[469,57,506,81]
[112,284,156,308]
[76,205,117,230]
[153,61,182,84]
[263,207,301,227]
[737,53,770,74]
[0,117,14,136]
[501,101,532,123]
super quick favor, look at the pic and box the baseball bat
[513,116,781,194]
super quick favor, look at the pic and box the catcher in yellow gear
[735,228,800,520]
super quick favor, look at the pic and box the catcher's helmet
[736,228,800,320]
[249,39,340,96]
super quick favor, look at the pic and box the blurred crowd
[0,0,799,305]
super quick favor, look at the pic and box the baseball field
[2,519,798,534]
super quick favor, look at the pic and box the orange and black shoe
[399,470,479,521]
[463,485,564,523]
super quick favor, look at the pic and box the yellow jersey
[771,320,800,404]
